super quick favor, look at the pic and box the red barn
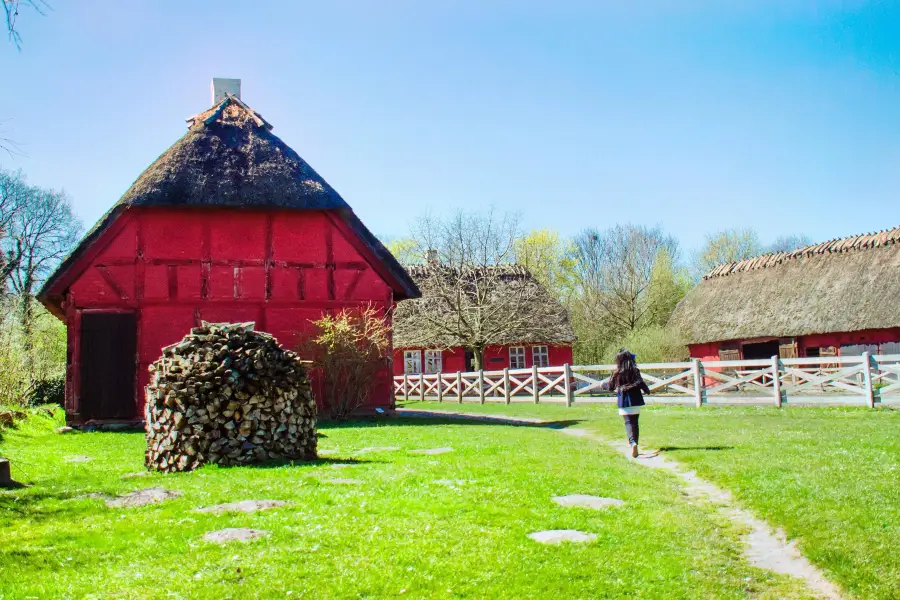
[670,227,900,361]
[391,264,575,375]
[38,80,418,425]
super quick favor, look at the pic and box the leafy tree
[645,249,692,328]
[514,229,577,302]
[383,237,421,266]
[692,228,760,279]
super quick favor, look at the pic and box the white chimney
[211,78,241,104]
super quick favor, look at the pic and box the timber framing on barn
[670,227,900,361]
[38,79,419,425]
[392,264,576,375]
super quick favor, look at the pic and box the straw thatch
[393,264,576,348]
[670,227,900,344]
[39,94,418,305]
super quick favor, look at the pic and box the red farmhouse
[38,80,418,424]
[391,264,575,376]
[670,227,900,361]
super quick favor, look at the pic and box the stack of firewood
[144,322,316,472]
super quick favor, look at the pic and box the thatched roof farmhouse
[670,227,900,360]
[392,264,575,374]
[39,79,418,424]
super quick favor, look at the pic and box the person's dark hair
[611,349,640,387]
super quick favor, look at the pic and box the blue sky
[3,1,899,253]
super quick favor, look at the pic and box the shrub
[301,306,391,419]
[28,376,65,407]
[602,325,689,364]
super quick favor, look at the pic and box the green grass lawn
[0,410,816,600]
[403,401,900,600]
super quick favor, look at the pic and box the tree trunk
[19,292,34,379]
[473,346,485,371]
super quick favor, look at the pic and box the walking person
[603,349,650,458]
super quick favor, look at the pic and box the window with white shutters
[424,350,442,374]
[404,350,421,375]
[509,346,526,369]
[532,345,549,368]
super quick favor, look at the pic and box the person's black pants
[623,414,639,445]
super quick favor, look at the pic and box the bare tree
[767,234,812,254]
[572,224,680,335]
[395,210,571,370]
[4,0,49,49]
[6,183,81,350]
[0,168,29,291]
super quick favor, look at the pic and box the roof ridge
[703,225,900,280]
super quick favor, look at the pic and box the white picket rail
[394,354,900,408]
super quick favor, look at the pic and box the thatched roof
[393,264,576,348]
[39,94,419,306]
[670,227,900,344]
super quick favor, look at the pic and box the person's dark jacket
[602,371,651,409]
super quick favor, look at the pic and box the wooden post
[691,359,705,408]
[503,367,511,404]
[771,355,782,408]
[456,371,463,403]
[478,369,485,404]
[563,363,574,407]
[403,374,409,401]
[532,364,540,404]
[436,374,443,403]
[862,351,875,408]
[419,374,426,402]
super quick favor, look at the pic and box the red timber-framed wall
[48,207,398,423]
[392,344,574,375]
[688,328,900,361]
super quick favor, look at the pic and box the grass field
[403,401,900,600]
[0,409,818,600]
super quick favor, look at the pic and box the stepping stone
[323,478,362,485]
[527,530,597,544]
[64,455,92,463]
[330,464,354,469]
[355,446,399,454]
[121,472,149,479]
[105,487,181,508]
[56,426,76,434]
[409,447,453,455]
[552,495,624,510]
[196,500,289,514]
[203,528,269,544]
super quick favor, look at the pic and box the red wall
[393,344,574,375]
[688,328,900,359]
[59,207,396,421]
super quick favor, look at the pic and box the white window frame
[404,350,422,375]
[509,346,526,370]
[424,349,442,374]
[532,345,549,368]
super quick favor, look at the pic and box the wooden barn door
[79,312,137,420]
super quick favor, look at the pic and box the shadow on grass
[657,446,734,452]
[321,416,584,431]
[212,456,383,470]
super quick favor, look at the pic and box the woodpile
[145,322,316,472]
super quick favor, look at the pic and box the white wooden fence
[394,353,900,408]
